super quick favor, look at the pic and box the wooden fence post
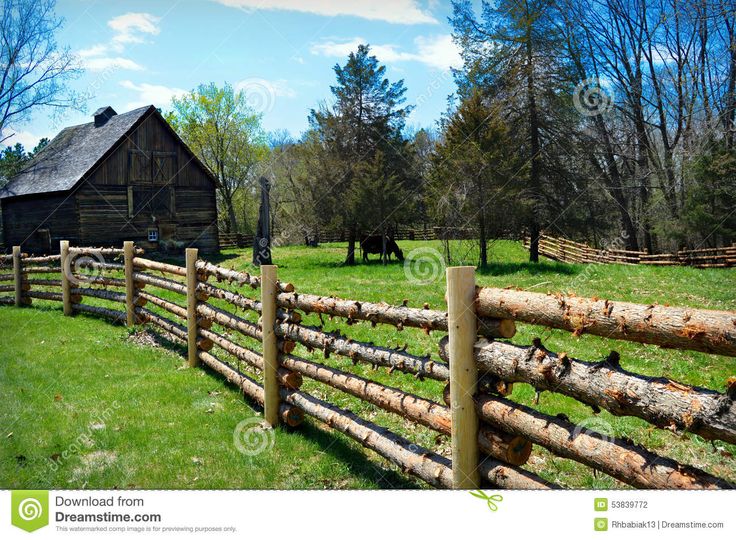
[12,246,23,307]
[446,266,480,489]
[123,241,136,327]
[60,240,72,315]
[261,264,280,427]
[186,248,199,367]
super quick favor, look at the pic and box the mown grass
[1,239,735,489]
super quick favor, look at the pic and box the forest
[1,0,735,265]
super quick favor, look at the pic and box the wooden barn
[0,105,219,254]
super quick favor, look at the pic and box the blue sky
[6,0,463,149]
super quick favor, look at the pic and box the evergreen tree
[309,44,413,264]
[450,0,575,262]
[430,90,521,267]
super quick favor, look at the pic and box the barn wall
[1,192,80,254]
[76,112,219,252]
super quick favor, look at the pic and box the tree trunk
[526,23,541,264]
[275,291,516,339]
[345,223,357,265]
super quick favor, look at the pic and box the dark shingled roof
[0,105,154,199]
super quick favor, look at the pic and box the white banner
[1,490,734,539]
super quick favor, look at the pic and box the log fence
[1,241,735,490]
[526,233,736,268]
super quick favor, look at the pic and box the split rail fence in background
[1,242,735,489]
[524,233,736,268]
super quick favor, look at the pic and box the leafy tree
[0,0,81,144]
[308,44,414,264]
[167,83,268,233]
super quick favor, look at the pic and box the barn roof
[0,105,155,199]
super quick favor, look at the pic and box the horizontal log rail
[72,303,127,323]
[22,266,59,274]
[276,321,449,381]
[199,283,297,321]
[75,260,125,272]
[23,255,61,264]
[198,327,301,388]
[136,307,213,351]
[133,272,190,297]
[474,393,731,489]
[439,336,736,444]
[475,287,736,357]
[71,287,146,306]
[283,389,554,489]
[137,291,212,328]
[26,290,63,302]
[133,257,187,277]
[73,275,129,288]
[194,261,294,293]
[68,246,143,257]
[279,352,532,466]
[198,350,303,426]
[196,302,298,350]
[275,291,516,338]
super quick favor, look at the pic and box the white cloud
[310,34,461,70]
[1,128,48,150]
[120,80,188,109]
[108,13,161,46]
[77,12,160,72]
[82,57,144,72]
[212,0,437,24]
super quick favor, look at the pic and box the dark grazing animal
[360,235,404,262]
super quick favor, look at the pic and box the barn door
[151,152,176,219]
[128,150,176,219]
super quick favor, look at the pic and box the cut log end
[280,404,304,427]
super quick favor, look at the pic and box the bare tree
[0,0,81,143]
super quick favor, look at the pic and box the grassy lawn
[1,239,735,489]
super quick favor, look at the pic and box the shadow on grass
[190,344,421,489]
[478,261,580,276]
[288,420,421,489]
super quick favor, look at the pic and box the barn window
[148,228,159,242]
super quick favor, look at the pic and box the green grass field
[1,239,735,489]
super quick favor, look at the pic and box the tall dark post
[253,176,272,266]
